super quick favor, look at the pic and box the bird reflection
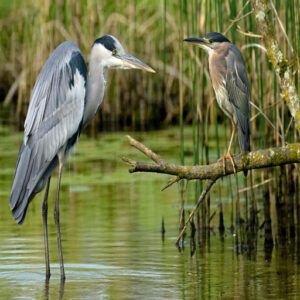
[44,277,65,300]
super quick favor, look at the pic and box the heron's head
[183,32,231,54]
[91,35,155,73]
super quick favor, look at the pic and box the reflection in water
[59,279,65,300]
[0,131,299,299]
[189,218,196,257]
[44,280,49,300]
[44,279,65,300]
[160,217,165,243]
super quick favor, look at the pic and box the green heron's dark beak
[183,37,208,45]
[115,53,156,73]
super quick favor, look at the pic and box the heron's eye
[112,49,118,55]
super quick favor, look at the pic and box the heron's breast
[209,54,236,123]
[213,82,236,123]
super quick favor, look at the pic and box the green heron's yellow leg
[218,123,237,174]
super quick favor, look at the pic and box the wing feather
[225,45,251,152]
[10,41,87,223]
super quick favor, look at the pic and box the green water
[0,127,299,299]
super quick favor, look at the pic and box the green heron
[184,32,251,175]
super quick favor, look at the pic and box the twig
[250,101,284,141]
[285,117,294,138]
[175,179,216,246]
[224,0,251,35]
[161,176,181,191]
[270,0,294,53]
[126,135,164,164]
[236,26,263,38]
[241,43,267,52]
[238,178,272,193]
[4,73,23,106]
[232,10,254,24]
[122,156,136,167]
[208,210,217,224]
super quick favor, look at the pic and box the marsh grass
[0,0,299,250]
[1,1,298,135]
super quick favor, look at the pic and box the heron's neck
[82,57,107,128]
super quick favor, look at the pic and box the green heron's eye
[112,49,118,55]
[203,37,211,44]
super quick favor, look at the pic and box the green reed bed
[0,0,299,252]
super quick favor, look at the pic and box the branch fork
[123,135,300,241]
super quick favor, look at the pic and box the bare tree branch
[125,135,164,164]
[123,135,300,181]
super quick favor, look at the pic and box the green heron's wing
[225,45,251,152]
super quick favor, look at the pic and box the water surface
[0,128,299,299]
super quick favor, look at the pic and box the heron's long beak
[116,53,155,73]
[183,37,208,45]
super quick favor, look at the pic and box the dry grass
[0,0,298,143]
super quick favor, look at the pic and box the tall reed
[0,0,299,251]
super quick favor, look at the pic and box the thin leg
[226,122,236,155]
[219,122,237,174]
[225,123,237,173]
[42,177,51,281]
[54,160,66,281]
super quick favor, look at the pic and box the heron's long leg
[225,122,237,173]
[54,159,65,281]
[226,122,236,155]
[42,177,51,280]
[218,122,237,174]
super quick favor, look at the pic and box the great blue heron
[9,35,155,281]
[184,32,250,175]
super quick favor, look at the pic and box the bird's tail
[10,130,78,224]
[9,142,34,224]
[237,123,250,176]
[9,141,51,224]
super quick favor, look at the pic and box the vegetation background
[0,0,298,140]
[0,0,299,247]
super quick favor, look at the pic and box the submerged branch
[175,179,216,246]
[124,135,300,181]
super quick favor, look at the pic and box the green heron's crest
[205,32,231,43]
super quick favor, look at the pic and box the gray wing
[10,41,87,224]
[225,44,251,152]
